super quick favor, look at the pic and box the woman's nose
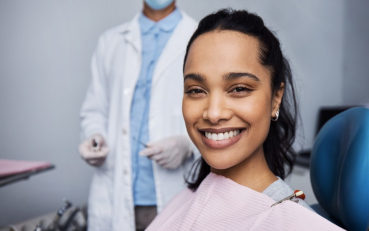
[202,94,232,124]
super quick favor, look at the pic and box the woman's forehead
[185,31,261,65]
[193,30,259,49]
[184,30,269,80]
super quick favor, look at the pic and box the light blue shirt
[130,9,182,206]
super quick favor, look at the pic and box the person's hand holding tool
[79,134,109,166]
[139,135,192,169]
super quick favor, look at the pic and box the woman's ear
[272,82,285,117]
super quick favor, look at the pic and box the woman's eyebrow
[223,72,260,81]
[184,73,204,83]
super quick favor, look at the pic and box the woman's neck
[211,149,277,192]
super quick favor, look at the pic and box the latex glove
[140,135,193,169]
[79,134,109,166]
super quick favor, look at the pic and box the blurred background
[0,0,368,226]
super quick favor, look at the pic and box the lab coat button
[123,169,128,175]
[123,88,130,95]
[122,128,127,135]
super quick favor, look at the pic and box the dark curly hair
[184,9,298,190]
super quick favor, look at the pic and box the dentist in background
[78,0,197,230]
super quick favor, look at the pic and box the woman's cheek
[183,98,200,120]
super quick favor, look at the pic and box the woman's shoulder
[263,177,311,210]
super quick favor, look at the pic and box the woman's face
[183,30,283,174]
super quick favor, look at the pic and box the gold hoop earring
[272,109,279,121]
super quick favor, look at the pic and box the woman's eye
[185,88,206,97]
[230,86,252,93]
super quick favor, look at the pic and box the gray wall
[0,0,141,225]
[0,0,368,225]
[343,0,369,104]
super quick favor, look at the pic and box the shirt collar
[139,8,182,34]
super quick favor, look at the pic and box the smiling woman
[183,30,285,191]
[146,9,343,230]
[183,9,295,191]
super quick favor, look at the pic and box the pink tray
[0,159,53,177]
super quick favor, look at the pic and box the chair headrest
[310,107,369,231]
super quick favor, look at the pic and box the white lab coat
[80,11,197,231]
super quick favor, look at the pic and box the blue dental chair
[310,107,369,231]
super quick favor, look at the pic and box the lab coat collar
[153,10,195,83]
[139,8,182,34]
[120,14,141,53]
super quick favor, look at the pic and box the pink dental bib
[147,173,344,231]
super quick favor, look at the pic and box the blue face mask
[145,0,174,10]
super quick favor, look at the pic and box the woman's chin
[203,157,235,171]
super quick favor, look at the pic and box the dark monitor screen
[315,106,353,136]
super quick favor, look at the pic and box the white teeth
[204,130,241,141]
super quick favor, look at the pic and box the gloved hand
[140,135,193,169]
[79,134,109,167]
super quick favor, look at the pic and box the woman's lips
[200,129,244,149]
